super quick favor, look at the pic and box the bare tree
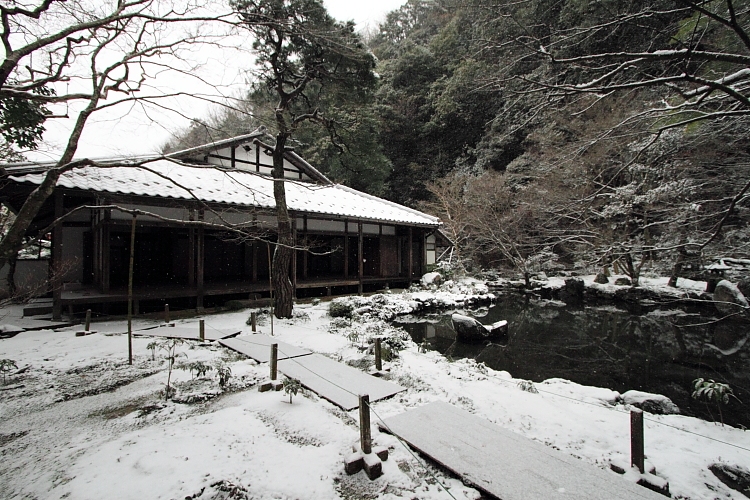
[0,0,238,269]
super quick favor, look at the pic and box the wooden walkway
[220,334,405,410]
[380,402,666,500]
[219,335,311,362]
[134,324,240,341]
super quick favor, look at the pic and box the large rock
[713,279,749,315]
[421,272,442,287]
[594,272,609,284]
[451,313,506,343]
[621,390,680,415]
[614,277,632,286]
[559,278,584,305]
[709,463,750,498]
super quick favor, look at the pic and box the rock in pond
[713,279,749,315]
[621,390,680,415]
[559,278,585,305]
[451,313,506,342]
[614,277,632,286]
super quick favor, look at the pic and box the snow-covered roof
[9,158,440,227]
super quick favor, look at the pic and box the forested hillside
[165,0,750,281]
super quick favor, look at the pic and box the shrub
[692,378,740,425]
[180,360,213,379]
[225,300,246,311]
[328,299,354,318]
[283,377,301,404]
[214,360,232,389]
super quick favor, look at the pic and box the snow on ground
[1,287,749,499]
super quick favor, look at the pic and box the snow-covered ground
[1,282,749,499]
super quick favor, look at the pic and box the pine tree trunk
[271,132,294,319]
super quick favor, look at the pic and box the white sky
[27,1,406,163]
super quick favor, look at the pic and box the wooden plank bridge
[380,401,666,500]
[134,324,240,341]
[220,334,405,410]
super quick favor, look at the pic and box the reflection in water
[396,295,750,427]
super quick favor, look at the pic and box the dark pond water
[395,294,750,428]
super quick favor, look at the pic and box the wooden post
[374,337,382,371]
[85,309,91,331]
[199,319,205,341]
[127,214,136,365]
[52,191,64,320]
[164,303,170,324]
[630,409,644,473]
[359,394,372,454]
[270,343,278,381]
[251,312,257,332]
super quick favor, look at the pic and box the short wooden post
[164,303,170,323]
[85,309,91,331]
[270,343,278,381]
[251,312,257,332]
[359,394,372,455]
[631,409,645,473]
[199,319,205,341]
[374,338,382,371]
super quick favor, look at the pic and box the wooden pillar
[52,191,63,320]
[197,210,205,311]
[408,226,414,283]
[358,221,364,294]
[359,394,372,454]
[270,343,278,380]
[292,216,297,298]
[631,409,645,473]
[252,242,258,282]
[302,215,308,280]
[422,229,427,276]
[92,203,100,287]
[188,209,195,286]
[101,206,111,293]
[230,145,236,169]
[344,221,349,278]
[375,337,382,371]
[378,224,383,278]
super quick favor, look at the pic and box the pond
[395,294,750,428]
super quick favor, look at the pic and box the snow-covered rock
[621,390,680,415]
[451,314,506,342]
[713,279,749,315]
[421,272,442,286]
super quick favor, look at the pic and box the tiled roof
[9,159,440,227]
